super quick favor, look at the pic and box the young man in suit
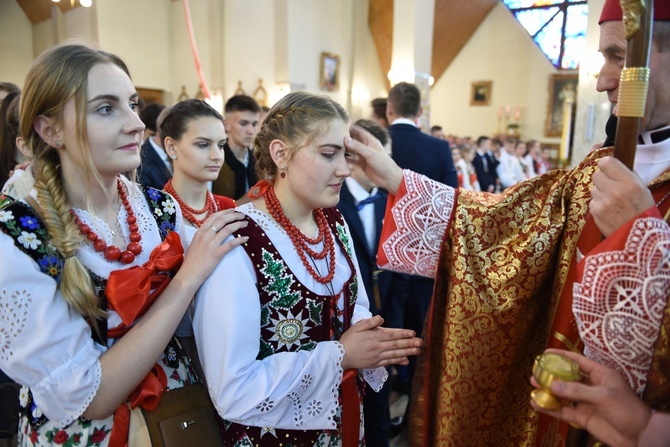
[472,135,496,193]
[384,82,458,436]
[138,102,172,190]
[337,119,408,446]
[212,95,260,203]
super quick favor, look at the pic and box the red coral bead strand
[264,186,336,284]
[71,179,143,265]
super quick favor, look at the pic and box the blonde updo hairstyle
[254,92,349,180]
[20,44,133,326]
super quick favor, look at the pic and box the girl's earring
[279,165,286,179]
[170,154,177,160]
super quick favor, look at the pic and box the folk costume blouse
[0,176,196,447]
[194,202,387,446]
[377,145,670,446]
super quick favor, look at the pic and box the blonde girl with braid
[0,43,247,446]
[194,91,422,446]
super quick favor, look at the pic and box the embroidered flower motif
[256,397,275,412]
[268,309,311,350]
[160,220,175,235]
[306,399,322,417]
[0,210,13,223]
[19,386,29,407]
[301,374,313,390]
[53,429,68,444]
[148,188,161,201]
[17,231,41,250]
[162,200,176,215]
[0,290,31,362]
[167,346,177,362]
[19,216,40,230]
[38,254,62,281]
[31,403,42,419]
[90,428,107,444]
[154,208,163,217]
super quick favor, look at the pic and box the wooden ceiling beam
[431,0,498,84]
[16,0,80,25]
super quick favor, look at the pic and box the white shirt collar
[345,177,378,203]
[391,118,417,127]
[634,137,670,185]
[148,137,170,164]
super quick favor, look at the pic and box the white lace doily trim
[573,217,670,394]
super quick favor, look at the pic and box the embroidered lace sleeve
[193,240,343,430]
[0,232,104,427]
[573,207,669,395]
[378,170,456,278]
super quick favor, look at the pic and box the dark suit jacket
[138,139,172,190]
[473,151,495,192]
[388,123,458,187]
[337,182,402,317]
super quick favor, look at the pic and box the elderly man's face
[597,20,670,131]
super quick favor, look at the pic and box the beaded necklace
[164,179,218,228]
[263,185,336,284]
[71,178,142,264]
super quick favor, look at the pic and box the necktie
[356,193,381,211]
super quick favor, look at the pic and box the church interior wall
[0,0,609,155]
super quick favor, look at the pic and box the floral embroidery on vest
[3,185,185,442]
[220,207,362,447]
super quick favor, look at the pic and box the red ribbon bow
[106,231,184,336]
[108,364,168,447]
[104,231,184,447]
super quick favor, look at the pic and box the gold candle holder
[531,353,580,410]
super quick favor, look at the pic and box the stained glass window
[502,0,588,70]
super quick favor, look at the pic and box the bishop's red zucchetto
[600,0,670,24]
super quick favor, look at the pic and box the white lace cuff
[361,367,388,392]
[31,341,105,427]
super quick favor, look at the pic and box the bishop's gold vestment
[377,148,670,446]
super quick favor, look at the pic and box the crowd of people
[0,0,669,446]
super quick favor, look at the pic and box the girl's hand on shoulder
[339,316,422,370]
[177,209,248,287]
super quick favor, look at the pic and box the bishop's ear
[34,115,63,149]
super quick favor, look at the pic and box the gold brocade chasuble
[408,147,670,447]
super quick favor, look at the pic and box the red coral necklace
[71,178,142,264]
[264,185,336,284]
[164,179,218,228]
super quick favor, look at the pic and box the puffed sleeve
[0,232,104,428]
[193,240,345,430]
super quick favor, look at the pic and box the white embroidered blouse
[0,177,188,428]
[193,202,387,431]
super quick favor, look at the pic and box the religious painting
[545,73,578,137]
[320,52,340,92]
[470,81,492,106]
[136,87,165,105]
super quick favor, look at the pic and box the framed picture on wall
[136,87,165,105]
[545,73,578,137]
[320,52,340,92]
[470,81,492,106]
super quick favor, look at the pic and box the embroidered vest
[220,208,360,447]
